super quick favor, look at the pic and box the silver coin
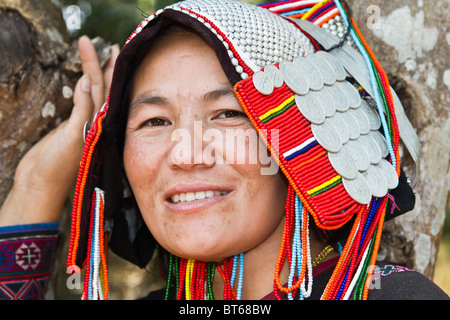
[326,112,350,144]
[335,81,361,109]
[315,51,347,81]
[360,100,381,131]
[326,85,349,112]
[253,70,274,95]
[342,173,372,205]
[305,53,336,85]
[279,61,309,96]
[328,148,358,180]
[377,159,399,189]
[349,108,371,135]
[295,93,326,125]
[293,57,324,91]
[311,90,336,117]
[311,121,342,153]
[264,64,284,88]
[343,139,371,172]
[363,165,388,198]
[341,110,360,140]
[358,134,382,165]
[368,130,389,158]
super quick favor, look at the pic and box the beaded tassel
[320,197,387,300]
[274,186,312,300]
[81,188,109,300]
[67,110,110,300]
[165,254,244,300]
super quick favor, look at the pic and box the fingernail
[110,44,120,57]
[81,74,91,93]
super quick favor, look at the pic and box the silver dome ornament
[358,134,383,165]
[293,57,324,91]
[342,173,372,205]
[314,51,347,81]
[264,64,284,88]
[377,159,399,190]
[310,90,336,118]
[341,110,361,140]
[363,165,389,198]
[305,53,336,86]
[335,81,361,109]
[295,93,326,125]
[327,112,350,144]
[369,130,390,158]
[311,121,342,153]
[253,70,274,96]
[348,108,371,135]
[325,85,349,112]
[360,100,381,131]
[280,61,309,96]
[328,148,358,180]
[343,140,371,172]
[162,0,316,77]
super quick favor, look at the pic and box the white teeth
[186,192,195,202]
[170,190,228,203]
[195,191,206,200]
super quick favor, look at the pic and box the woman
[0,0,447,300]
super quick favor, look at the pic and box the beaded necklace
[164,253,244,300]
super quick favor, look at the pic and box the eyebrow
[128,86,236,117]
[202,86,235,102]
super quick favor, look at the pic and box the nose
[169,120,216,170]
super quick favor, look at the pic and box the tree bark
[348,0,449,279]
[0,0,111,205]
[0,0,112,299]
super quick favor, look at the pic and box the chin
[164,238,239,262]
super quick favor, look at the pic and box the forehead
[130,28,232,99]
[136,28,215,72]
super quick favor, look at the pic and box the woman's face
[124,29,287,261]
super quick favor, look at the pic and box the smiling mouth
[169,190,229,203]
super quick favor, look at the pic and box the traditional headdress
[67,0,417,300]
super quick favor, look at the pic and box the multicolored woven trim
[261,0,341,26]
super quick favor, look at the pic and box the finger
[69,74,96,135]
[103,44,120,99]
[78,35,105,111]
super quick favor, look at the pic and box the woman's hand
[0,36,119,226]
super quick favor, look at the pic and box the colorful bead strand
[333,0,398,171]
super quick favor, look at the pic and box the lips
[164,184,231,212]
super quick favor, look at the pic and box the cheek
[231,163,287,240]
[123,136,164,201]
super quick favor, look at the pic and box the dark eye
[143,118,171,127]
[217,110,247,119]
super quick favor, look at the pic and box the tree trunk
[0,0,112,299]
[348,0,449,279]
[0,0,111,204]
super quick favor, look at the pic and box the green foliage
[63,0,274,44]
